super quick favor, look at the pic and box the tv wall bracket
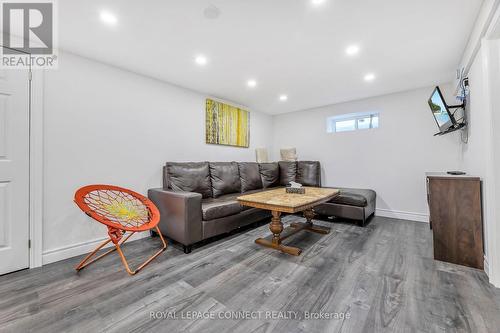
[447,104,465,109]
[433,103,467,136]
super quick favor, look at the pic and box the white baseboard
[375,208,429,223]
[484,255,490,277]
[42,232,150,265]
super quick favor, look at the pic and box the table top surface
[237,187,339,213]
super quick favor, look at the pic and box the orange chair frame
[74,184,167,275]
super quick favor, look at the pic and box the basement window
[326,112,379,133]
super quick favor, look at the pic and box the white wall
[459,39,500,285]
[272,86,461,221]
[458,47,492,269]
[488,39,500,287]
[459,49,488,177]
[42,52,273,263]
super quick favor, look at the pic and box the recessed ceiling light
[247,79,257,88]
[279,94,288,101]
[364,73,376,82]
[99,10,118,25]
[311,0,326,6]
[203,4,221,19]
[346,45,360,56]
[195,55,208,66]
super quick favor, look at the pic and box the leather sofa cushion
[202,196,242,221]
[238,162,263,192]
[278,161,297,186]
[259,162,279,188]
[331,193,367,207]
[209,162,241,198]
[166,162,212,198]
[328,188,376,207]
[296,161,321,186]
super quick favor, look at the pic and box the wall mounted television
[427,86,466,136]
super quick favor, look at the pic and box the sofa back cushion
[279,161,297,186]
[209,162,241,198]
[165,162,212,198]
[238,162,263,192]
[296,161,321,186]
[259,162,280,188]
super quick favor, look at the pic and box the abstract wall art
[205,98,250,147]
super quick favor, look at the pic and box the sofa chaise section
[314,188,376,226]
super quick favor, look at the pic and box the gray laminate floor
[1,216,500,333]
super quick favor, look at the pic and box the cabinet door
[428,178,483,269]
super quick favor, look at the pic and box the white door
[0,51,30,275]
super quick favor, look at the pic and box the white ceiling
[59,0,483,114]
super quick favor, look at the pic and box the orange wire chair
[74,184,167,275]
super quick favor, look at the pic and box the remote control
[447,171,466,175]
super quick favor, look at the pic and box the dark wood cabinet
[426,173,484,269]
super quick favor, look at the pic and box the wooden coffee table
[237,187,339,256]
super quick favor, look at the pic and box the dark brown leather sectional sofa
[148,161,375,253]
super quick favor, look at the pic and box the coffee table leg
[255,210,302,256]
[270,211,283,245]
[290,208,331,234]
[304,208,315,226]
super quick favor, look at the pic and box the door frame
[29,70,44,268]
[1,44,43,270]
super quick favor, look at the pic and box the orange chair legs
[75,226,167,275]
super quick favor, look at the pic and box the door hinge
[28,239,31,249]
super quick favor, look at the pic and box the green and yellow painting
[206,99,250,148]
